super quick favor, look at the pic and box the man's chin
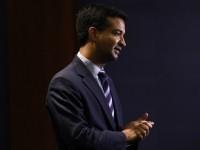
[112,54,120,60]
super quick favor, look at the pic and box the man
[46,4,154,150]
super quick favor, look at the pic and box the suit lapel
[72,57,116,129]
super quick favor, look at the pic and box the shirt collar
[77,51,103,77]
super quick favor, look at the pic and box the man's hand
[122,113,154,142]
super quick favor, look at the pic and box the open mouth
[114,46,122,54]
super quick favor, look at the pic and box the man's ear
[88,27,97,42]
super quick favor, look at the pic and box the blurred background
[1,0,200,150]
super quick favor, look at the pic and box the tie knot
[98,70,108,84]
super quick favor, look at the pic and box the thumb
[137,112,149,121]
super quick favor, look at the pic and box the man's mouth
[114,46,122,55]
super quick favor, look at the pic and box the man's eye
[113,32,121,36]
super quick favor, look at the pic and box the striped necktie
[98,70,115,118]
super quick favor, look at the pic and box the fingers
[141,120,154,128]
[134,119,155,139]
[123,113,155,142]
[135,121,152,139]
[135,128,146,139]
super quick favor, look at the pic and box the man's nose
[119,37,126,47]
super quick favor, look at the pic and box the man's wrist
[122,128,138,142]
[122,129,133,142]
[122,129,129,141]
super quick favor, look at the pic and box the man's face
[95,17,126,63]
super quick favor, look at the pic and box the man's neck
[79,45,105,68]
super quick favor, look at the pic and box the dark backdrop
[0,0,9,149]
[78,1,200,150]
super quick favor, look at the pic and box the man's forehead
[107,17,126,33]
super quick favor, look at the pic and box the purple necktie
[98,70,115,118]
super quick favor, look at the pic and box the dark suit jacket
[46,56,138,150]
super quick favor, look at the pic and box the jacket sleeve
[46,77,128,150]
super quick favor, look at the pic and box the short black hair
[76,4,127,47]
